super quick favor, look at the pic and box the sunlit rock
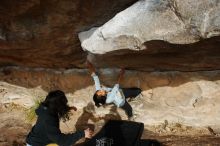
[79,0,220,54]
[1,68,220,128]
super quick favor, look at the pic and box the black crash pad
[84,120,144,146]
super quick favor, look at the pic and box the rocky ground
[0,104,220,146]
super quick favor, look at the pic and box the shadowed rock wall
[0,0,137,68]
[88,36,220,71]
[0,0,220,71]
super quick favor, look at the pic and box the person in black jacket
[26,90,93,146]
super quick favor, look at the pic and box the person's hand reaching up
[86,60,96,74]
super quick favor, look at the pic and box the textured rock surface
[0,0,137,68]
[0,0,220,71]
[79,0,220,71]
[0,0,220,144]
[79,0,220,54]
[1,68,220,128]
[1,96,220,146]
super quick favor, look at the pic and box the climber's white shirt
[91,73,125,107]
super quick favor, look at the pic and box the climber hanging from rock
[87,60,142,120]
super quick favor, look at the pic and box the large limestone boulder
[79,0,220,54]
[79,0,220,71]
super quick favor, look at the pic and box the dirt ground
[0,105,220,146]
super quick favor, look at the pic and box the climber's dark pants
[120,88,142,118]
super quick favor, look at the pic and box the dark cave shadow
[92,36,220,72]
[0,36,220,92]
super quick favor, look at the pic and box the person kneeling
[26,90,93,146]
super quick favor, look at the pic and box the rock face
[0,0,220,71]
[0,0,137,68]
[79,0,220,71]
[79,0,220,53]
[0,0,220,134]
[1,68,220,128]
